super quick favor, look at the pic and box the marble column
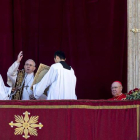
[127,0,140,91]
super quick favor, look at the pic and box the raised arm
[7,51,23,87]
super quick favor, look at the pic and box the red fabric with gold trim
[0,100,138,140]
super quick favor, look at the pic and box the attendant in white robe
[0,74,12,100]
[33,51,77,100]
[7,51,36,100]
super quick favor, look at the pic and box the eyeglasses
[25,63,34,67]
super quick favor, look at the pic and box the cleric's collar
[60,61,71,70]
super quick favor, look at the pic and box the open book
[30,63,50,95]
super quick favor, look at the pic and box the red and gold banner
[0,100,139,140]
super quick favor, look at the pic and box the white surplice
[33,63,77,100]
[22,73,34,100]
[7,61,20,87]
[7,61,34,100]
[7,61,47,100]
[0,74,12,100]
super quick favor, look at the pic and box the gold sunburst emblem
[9,111,43,139]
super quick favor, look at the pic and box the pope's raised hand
[17,51,23,63]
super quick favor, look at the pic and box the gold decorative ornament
[130,28,140,33]
[9,111,43,139]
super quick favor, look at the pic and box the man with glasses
[7,51,36,100]
[109,81,126,100]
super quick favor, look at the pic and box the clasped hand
[29,94,36,100]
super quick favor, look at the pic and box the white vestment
[33,63,77,100]
[0,75,12,100]
[7,61,34,100]
[7,61,47,100]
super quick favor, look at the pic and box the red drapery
[0,0,127,99]
[0,100,139,140]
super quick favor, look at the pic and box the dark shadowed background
[0,0,127,99]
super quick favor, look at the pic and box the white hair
[25,59,36,67]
